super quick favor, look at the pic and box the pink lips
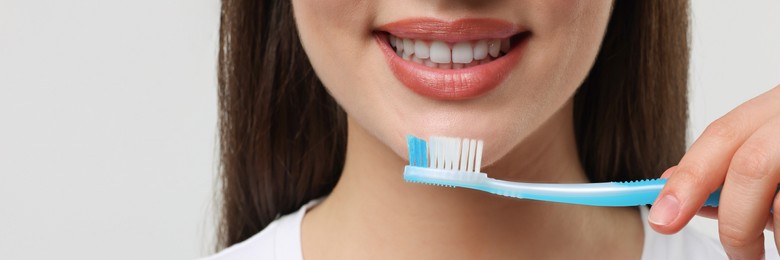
[376,18,529,100]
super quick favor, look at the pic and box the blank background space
[0,0,778,259]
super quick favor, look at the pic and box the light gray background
[1,1,778,259]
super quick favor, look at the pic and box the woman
[207,0,780,259]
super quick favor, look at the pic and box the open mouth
[380,32,527,70]
[375,18,530,100]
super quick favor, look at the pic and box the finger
[775,192,780,250]
[660,166,678,179]
[717,115,780,259]
[649,86,780,234]
[695,206,776,231]
[696,207,718,220]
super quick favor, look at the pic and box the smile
[388,35,512,69]
[376,18,530,100]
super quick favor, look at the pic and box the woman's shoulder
[199,201,319,260]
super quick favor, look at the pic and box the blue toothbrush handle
[403,165,775,207]
[609,178,721,207]
[488,178,734,207]
[603,179,778,208]
[704,187,722,207]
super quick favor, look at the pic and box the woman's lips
[376,18,529,100]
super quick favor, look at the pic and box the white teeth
[395,37,404,56]
[452,42,473,64]
[403,38,414,56]
[411,55,423,65]
[430,41,451,63]
[488,39,500,58]
[414,40,429,59]
[389,34,512,69]
[473,40,488,60]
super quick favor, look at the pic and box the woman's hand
[649,84,780,259]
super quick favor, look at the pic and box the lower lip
[375,33,529,100]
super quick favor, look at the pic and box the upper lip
[376,18,523,42]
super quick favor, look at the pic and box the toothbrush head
[406,135,484,172]
[404,135,490,189]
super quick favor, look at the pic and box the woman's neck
[302,101,644,259]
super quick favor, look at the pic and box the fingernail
[649,195,680,226]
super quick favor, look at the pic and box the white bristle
[439,137,452,170]
[459,139,469,171]
[426,136,484,173]
[426,137,433,168]
[435,137,445,169]
[474,140,484,173]
[430,137,438,168]
[424,141,430,167]
[449,137,460,170]
[431,137,438,169]
[444,138,452,170]
[438,137,445,169]
[467,139,476,172]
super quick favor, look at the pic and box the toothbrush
[404,135,722,207]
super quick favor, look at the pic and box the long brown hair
[216,0,689,250]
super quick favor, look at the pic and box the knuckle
[703,120,742,142]
[719,223,756,249]
[673,162,710,185]
[729,143,772,181]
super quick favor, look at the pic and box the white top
[202,200,778,260]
